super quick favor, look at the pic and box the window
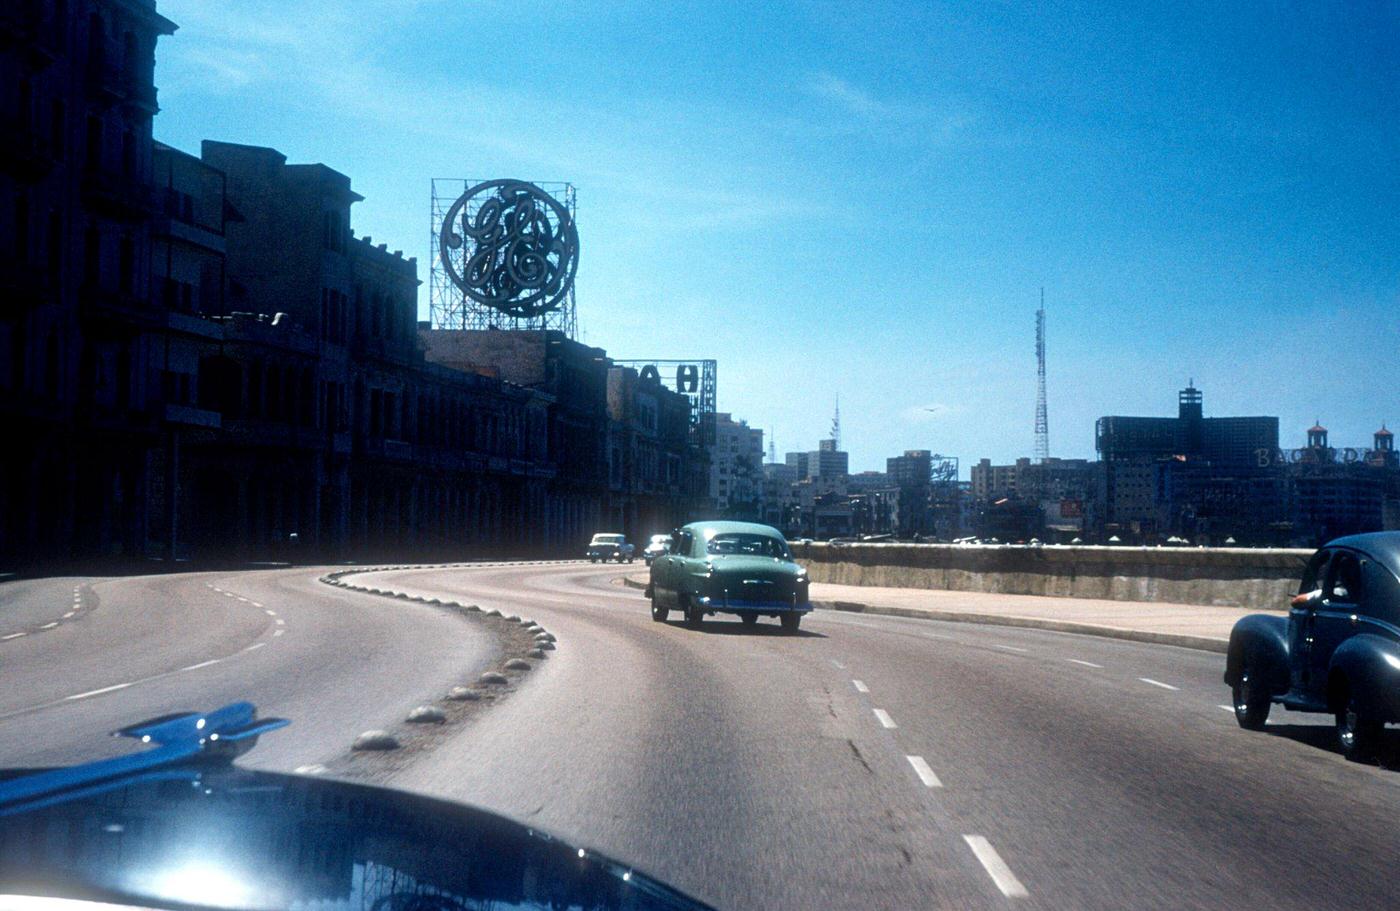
[1327,553,1364,604]
[85,115,101,170]
[118,236,134,293]
[323,210,343,253]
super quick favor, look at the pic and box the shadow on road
[662,619,826,639]
[1262,723,1400,769]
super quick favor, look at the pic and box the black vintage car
[1225,531,1400,760]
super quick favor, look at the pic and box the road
[3,561,1399,910]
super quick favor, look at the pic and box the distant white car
[587,533,635,563]
[643,534,672,565]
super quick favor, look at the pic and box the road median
[620,570,1234,653]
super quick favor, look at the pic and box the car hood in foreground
[0,764,712,911]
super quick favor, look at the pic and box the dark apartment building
[0,1,705,564]
[1,0,176,560]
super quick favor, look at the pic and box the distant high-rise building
[709,413,764,516]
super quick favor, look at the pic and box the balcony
[81,167,158,221]
[0,119,56,181]
[0,255,53,309]
[79,282,154,327]
[0,4,61,68]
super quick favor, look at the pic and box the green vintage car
[646,521,812,632]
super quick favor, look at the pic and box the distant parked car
[642,534,671,566]
[646,521,811,632]
[1225,532,1400,761]
[587,533,635,563]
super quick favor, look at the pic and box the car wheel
[683,598,703,629]
[780,613,801,634]
[1337,693,1383,762]
[1231,667,1270,730]
[741,613,758,628]
[651,599,669,623]
[590,557,597,564]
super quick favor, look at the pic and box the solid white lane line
[245,642,266,652]
[1139,677,1179,691]
[66,682,132,700]
[181,659,221,671]
[873,708,897,729]
[1,632,27,640]
[907,755,943,787]
[994,644,1029,653]
[963,835,1029,898]
[1066,659,1103,668]
[39,622,58,630]
[853,679,869,693]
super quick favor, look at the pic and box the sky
[151,1,1400,476]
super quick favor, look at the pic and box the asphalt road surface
[3,561,1398,910]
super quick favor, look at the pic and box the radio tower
[1034,288,1050,464]
[831,395,842,449]
[768,429,777,465]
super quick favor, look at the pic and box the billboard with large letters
[614,359,717,445]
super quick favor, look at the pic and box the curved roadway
[2,561,1398,910]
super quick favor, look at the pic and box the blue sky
[152,1,1399,475]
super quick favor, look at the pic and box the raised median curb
[618,572,1227,653]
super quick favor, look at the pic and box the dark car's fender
[1326,634,1400,722]
[1224,613,1291,697]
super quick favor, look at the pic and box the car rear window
[705,533,790,558]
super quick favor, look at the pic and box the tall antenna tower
[831,394,841,449]
[768,429,776,464]
[1034,288,1050,464]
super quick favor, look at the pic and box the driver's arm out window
[1300,552,1328,595]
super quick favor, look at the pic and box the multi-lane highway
[2,561,1397,910]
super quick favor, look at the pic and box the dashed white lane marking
[250,602,264,609]
[852,679,869,693]
[62,612,75,619]
[294,764,327,775]
[1,632,27,640]
[66,682,132,700]
[181,659,221,671]
[264,609,277,616]
[236,597,249,603]
[273,629,285,637]
[1218,705,1234,712]
[994,644,1029,653]
[1066,659,1103,668]
[831,659,846,669]
[39,622,58,630]
[245,642,266,652]
[907,755,943,787]
[274,618,285,626]
[873,708,897,729]
[963,835,1029,898]
[1139,677,1179,691]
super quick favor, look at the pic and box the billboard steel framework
[429,178,578,336]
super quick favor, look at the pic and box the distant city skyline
[154,1,1399,473]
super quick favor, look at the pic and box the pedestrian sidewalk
[622,571,1271,653]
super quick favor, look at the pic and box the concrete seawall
[789,542,1312,611]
